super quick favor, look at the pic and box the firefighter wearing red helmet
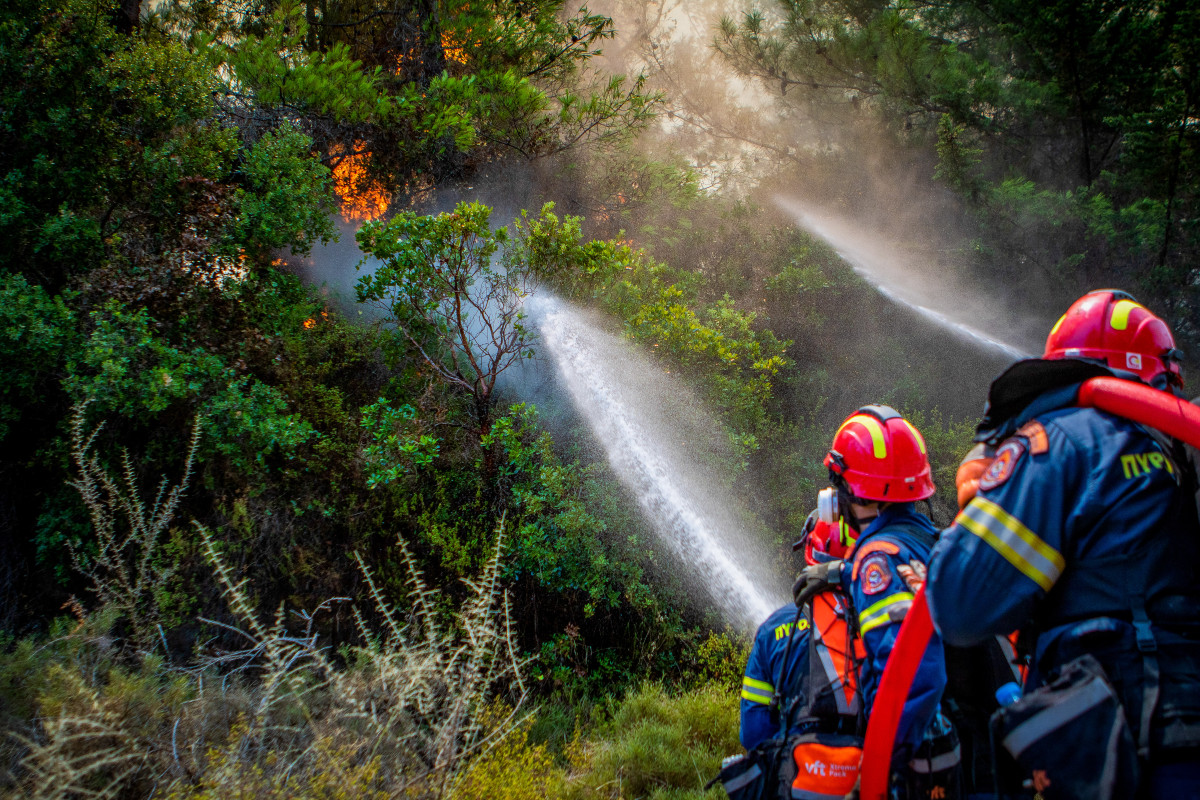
[1044,289,1183,388]
[819,405,958,795]
[929,290,1200,798]
[719,407,958,799]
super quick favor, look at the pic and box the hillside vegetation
[2,0,1191,797]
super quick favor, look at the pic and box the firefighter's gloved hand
[792,559,845,607]
[955,442,996,510]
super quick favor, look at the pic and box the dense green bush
[561,682,735,800]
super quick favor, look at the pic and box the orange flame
[391,32,470,76]
[393,44,422,75]
[330,141,391,223]
[441,31,471,67]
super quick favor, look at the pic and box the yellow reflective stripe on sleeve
[741,676,774,704]
[741,688,772,704]
[857,592,914,635]
[958,497,1065,592]
[743,676,773,692]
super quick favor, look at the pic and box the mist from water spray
[527,293,786,627]
[773,196,1035,361]
[293,208,789,628]
[592,2,1046,366]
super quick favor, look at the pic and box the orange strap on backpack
[954,443,995,510]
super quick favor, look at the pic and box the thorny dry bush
[67,402,202,651]
[13,410,529,799]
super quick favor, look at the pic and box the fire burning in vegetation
[302,311,329,330]
[330,141,391,223]
[392,32,471,76]
[440,31,471,67]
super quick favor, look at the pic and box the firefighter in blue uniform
[740,598,811,749]
[929,291,1200,798]
[741,513,862,751]
[813,405,955,783]
[726,515,866,799]
[732,406,955,799]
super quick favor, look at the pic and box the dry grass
[13,410,529,799]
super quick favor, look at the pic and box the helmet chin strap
[827,469,887,548]
[837,490,867,546]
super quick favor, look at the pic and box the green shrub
[231,122,337,258]
[0,274,75,441]
[563,682,736,800]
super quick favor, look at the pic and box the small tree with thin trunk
[356,201,579,453]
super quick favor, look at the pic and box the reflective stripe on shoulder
[957,497,1065,591]
[742,676,774,704]
[857,591,914,635]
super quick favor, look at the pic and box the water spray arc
[528,295,785,627]
[774,197,1034,361]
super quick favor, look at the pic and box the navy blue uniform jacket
[842,503,946,764]
[741,603,810,749]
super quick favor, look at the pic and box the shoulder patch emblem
[1017,420,1049,455]
[980,439,1026,491]
[860,554,892,595]
[852,540,901,580]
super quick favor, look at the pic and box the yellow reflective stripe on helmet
[1049,313,1067,337]
[839,414,887,458]
[1110,299,1144,331]
[857,592,914,635]
[958,497,1065,591]
[902,420,927,454]
[742,676,774,704]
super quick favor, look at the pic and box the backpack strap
[782,590,866,737]
[1131,596,1160,761]
[773,603,807,738]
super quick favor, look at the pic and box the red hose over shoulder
[858,588,934,800]
[1078,377,1200,449]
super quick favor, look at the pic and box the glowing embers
[330,141,391,223]
[302,311,330,330]
[440,31,471,68]
[592,192,629,224]
[390,31,472,76]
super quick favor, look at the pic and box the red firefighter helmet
[1044,290,1183,387]
[823,405,935,503]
